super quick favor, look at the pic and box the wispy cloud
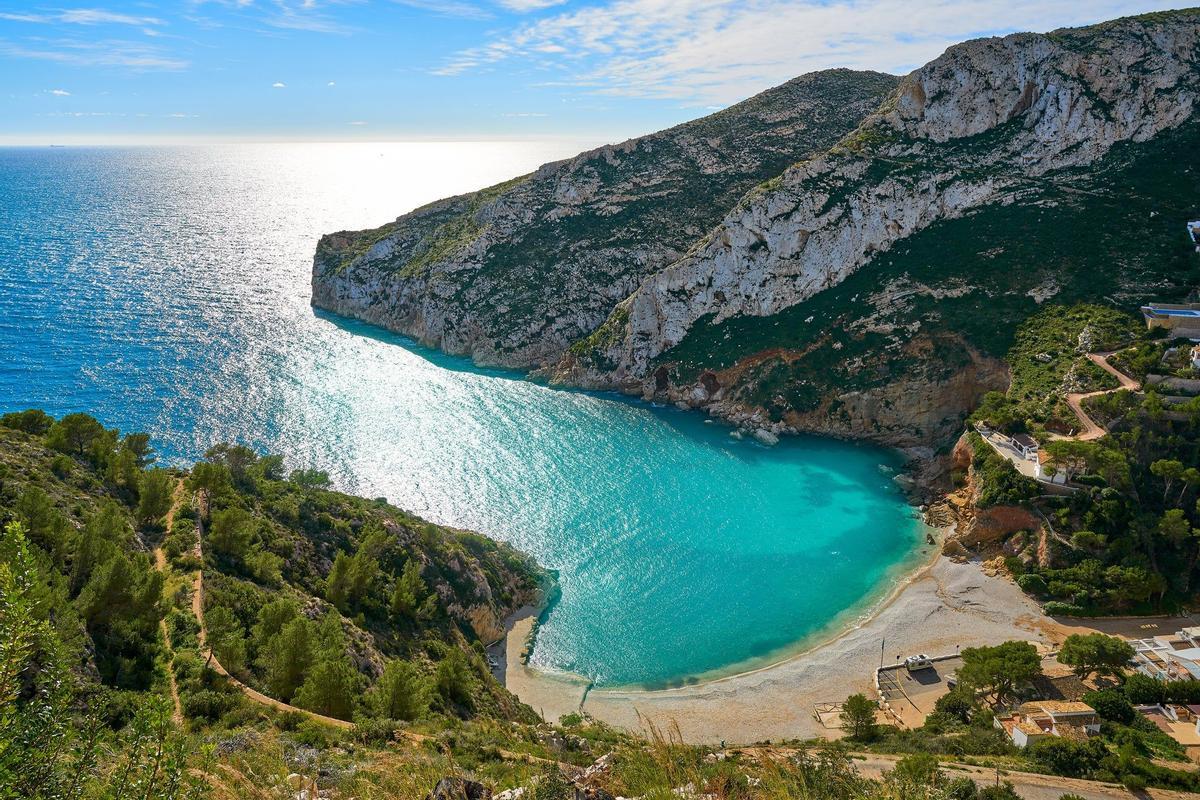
[272,81,286,87]
[60,9,166,26]
[497,0,566,11]
[390,0,493,20]
[0,8,166,27]
[50,88,71,95]
[433,0,1173,104]
[0,38,189,70]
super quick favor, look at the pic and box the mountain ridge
[311,69,900,367]
[314,9,1200,451]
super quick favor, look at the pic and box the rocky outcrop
[312,10,1200,452]
[312,70,899,368]
[584,12,1200,380]
[945,433,1043,549]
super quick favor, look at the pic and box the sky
[0,0,1186,144]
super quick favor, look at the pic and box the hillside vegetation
[2,408,1098,800]
[312,70,900,368]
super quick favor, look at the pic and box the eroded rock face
[312,11,1200,451]
[311,70,900,368]
[590,15,1200,380]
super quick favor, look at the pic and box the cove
[0,143,924,687]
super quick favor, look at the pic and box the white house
[996,702,1100,748]
[1165,647,1200,680]
[1010,433,1039,461]
[1189,220,1200,251]
[1035,451,1067,484]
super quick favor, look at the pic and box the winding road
[1060,352,1141,441]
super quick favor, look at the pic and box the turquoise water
[0,143,923,687]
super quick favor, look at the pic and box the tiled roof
[1020,701,1094,715]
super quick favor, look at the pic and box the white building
[996,702,1100,748]
[1035,451,1067,484]
[1010,433,1039,461]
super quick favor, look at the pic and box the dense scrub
[962,303,1200,615]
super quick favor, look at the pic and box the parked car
[904,654,934,672]
[946,672,958,688]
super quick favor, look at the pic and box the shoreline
[497,545,1072,743]
[500,513,939,696]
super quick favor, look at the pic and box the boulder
[427,777,492,800]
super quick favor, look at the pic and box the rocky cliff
[311,69,899,367]
[313,10,1200,450]
[561,9,1200,445]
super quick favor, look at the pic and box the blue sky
[0,0,1184,143]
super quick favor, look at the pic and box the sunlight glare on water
[0,142,923,686]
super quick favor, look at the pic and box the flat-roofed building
[1142,303,1200,339]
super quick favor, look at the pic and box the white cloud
[50,88,71,96]
[503,111,548,117]
[498,0,567,11]
[391,0,493,20]
[327,80,336,85]
[59,9,165,27]
[272,81,286,87]
[348,120,368,125]
[0,39,188,70]
[0,8,165,27]
[434,0,1175,104]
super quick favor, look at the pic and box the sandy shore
[497,554,1072,744]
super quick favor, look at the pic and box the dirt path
[845,752,1195,800]
[1059,352,1141,442]
[188,491,355,730]
[730,749,1192,800]
[154,478,188,725]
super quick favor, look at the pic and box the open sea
[0,142,923,687]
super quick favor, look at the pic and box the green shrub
[1016,573,1048,595]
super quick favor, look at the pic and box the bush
[1016,574,1048,596]
[1121,773,1148,791]
[1123,673,1167,705]
[275,710,306,732]
[1026,737,1108,778]
[1084,689,1136,724]
[182,690,237,722]
[353,717,399,745]
[1042,601,1088,616]
[290,718,338,748]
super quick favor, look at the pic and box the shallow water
[0,143,922,686]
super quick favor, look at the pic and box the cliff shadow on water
[314,308,915,474]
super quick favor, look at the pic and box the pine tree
[390,559,427,618]
[294,658,359,721]
[264,617,313,702]
[372,659,430,721]
[136,468,175,527]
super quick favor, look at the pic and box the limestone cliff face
[313,10,1200,451]
[312,69,899,367]
[587,13,1200,381]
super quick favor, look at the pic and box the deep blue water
[0,143,923,687]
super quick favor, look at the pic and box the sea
[0,142,924,687]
